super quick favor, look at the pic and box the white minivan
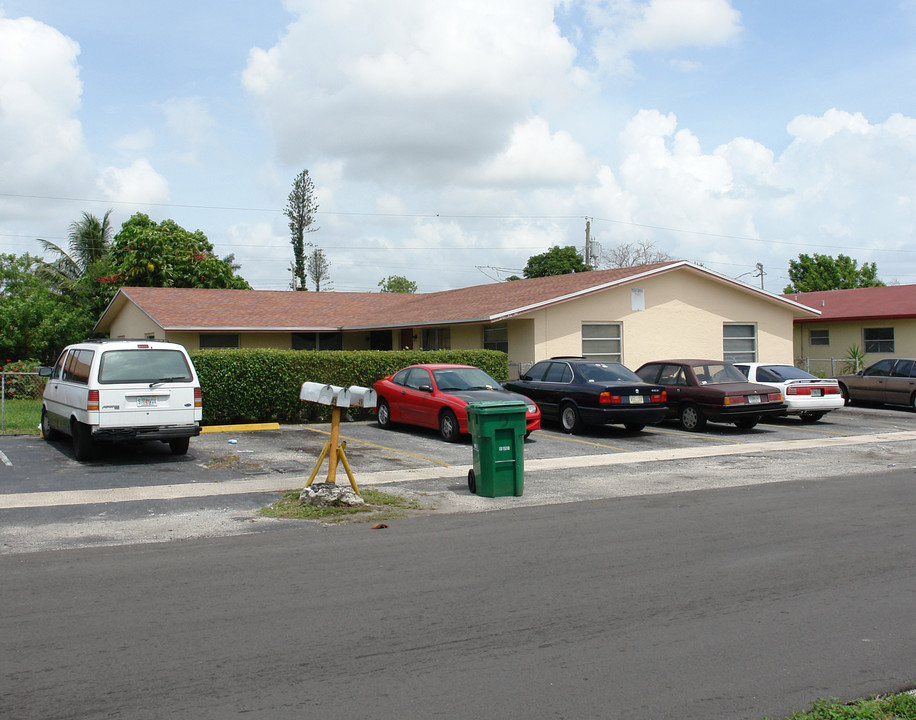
[40,339,202,460]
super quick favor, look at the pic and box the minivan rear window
[98,349,193,384]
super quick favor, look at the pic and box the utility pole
[584,218,592,268]
[755,262,765,289]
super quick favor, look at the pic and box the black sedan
[503,357,668,433]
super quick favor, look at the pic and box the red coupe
[373,364,541,442]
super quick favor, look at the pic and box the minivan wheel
[169,437,190,455]
[41,407,62,441]
[678,404,707,432]
[71,421,95,461]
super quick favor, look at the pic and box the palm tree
[37,210,114,292]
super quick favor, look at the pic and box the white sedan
[733,363,845,423]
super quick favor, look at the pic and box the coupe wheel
[678,404,706,432]
[839,384,851,405]
[439,409,460,442]
[734,418,758,430]
[911,392,916,412]
[41,407,62,441]
[71,420,95,461]
[799,411,825,423]
[376,398,393,429]
[559,403,583,434]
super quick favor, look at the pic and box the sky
[1,0,915,295]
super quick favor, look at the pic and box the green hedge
[189,349,509,426]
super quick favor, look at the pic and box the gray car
[835,358,916,409]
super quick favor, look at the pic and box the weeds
[769,692,916,720]
[0,398,42,434]
[259,487,424,523]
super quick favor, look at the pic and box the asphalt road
[0,405,915,719]
[1,470,914,720]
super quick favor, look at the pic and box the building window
[864,327,894,353]
[582,323,622,362]
[422,327,450,350]
[199,334,239,349]
[809,329,829,346]
[483,324,508,353]
[723,324,756,362]
[292,332,342,350]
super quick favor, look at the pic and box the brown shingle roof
[783,285,916,323]
[97,261,817,333]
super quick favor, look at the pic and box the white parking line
[0,451,11,467]
[1,429,915,510]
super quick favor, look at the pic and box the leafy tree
[523,245,591,278]
[378,275,418,293]
[601,240,673,268]
[783,253,884,293]
[306,247,331,291]
[284,169,319,291]
[36,210,114,293]
[0,253,94,363]
[101,213,250,291]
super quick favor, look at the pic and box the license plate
[629,395,644,404]
[748,394,761,404]
[137,397,157,407]
[811,388,823,397]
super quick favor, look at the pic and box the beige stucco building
[96,261,819,375]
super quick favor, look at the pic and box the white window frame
[723,323,757,363]
[581,323,622,362]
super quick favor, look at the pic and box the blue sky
[1,0,914,293]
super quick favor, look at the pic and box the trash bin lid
[465,400,528,415]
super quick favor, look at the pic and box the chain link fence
[795,357,862,377]
[1,372,45,431]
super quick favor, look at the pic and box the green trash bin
[466,400,527,497]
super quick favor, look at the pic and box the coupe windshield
[433,367,500,391]
[691,363,747,384]
[578,362,642,383]
[757,365,816,382]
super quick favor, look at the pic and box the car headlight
[526,403,537,414]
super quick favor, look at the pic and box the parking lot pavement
[1,404,915,552]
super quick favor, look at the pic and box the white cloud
[242,0,577,184]
[97,159,170,205]
[0,14,91,197]
[160,96,217,148]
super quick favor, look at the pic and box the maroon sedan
[635,359,786,431]
[374,364,541,442]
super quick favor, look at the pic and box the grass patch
[0,398,42,435]
[259,487,425,523]
[768,692,916,719]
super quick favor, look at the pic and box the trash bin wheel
[467,469,476,494]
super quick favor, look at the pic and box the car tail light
[87,390,99,411]
[768,392,783,402]
[194,386,202,408]
[599,392,622,404]
[824,386,840,395]
[723,395,746,405]
[786,386,812,395]
[651,391,666,403]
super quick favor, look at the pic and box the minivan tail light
[194,386,202,408]
[87,390,99,411]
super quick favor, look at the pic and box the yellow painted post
[327,406,340,483]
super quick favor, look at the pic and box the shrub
[1,359,43,400]
[189,349,509,426]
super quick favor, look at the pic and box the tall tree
[284,169,319,291]
[101,213,251,291]
[0,253,94,363]
[378,275,418,293]
[601,240,673,268]
[523,245,591,278]
[36,210,114,292]
[783,253,884,293]
[306,248,331,291]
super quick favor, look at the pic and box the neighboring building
[95,261,818,375]
[785,285,916,375]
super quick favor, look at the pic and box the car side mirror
[419,384,433,393]
[38,366,52,378]
[519,374,531,381]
